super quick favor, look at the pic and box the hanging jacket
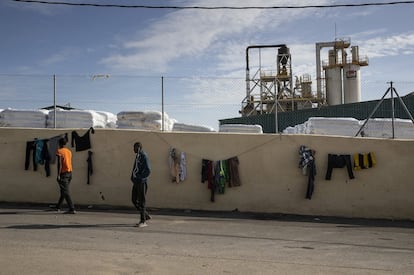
[131,150,151,184]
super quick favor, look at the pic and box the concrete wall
[1,128,413,220]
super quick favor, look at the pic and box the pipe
[245,44,286,100]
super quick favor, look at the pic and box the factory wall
[1,127,413,220]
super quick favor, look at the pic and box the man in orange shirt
[55,137,76,214]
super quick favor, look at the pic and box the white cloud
[41,47,81,66]
[357,32,414,58]
[101,0,331,73]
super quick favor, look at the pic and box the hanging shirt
[71,127,95,152]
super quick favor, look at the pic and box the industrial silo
[325,49,343,105]
[343,46,362,103]
[343,63,361,103]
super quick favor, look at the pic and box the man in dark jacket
[131,142,151,227]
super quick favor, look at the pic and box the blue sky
[1,0,414,129]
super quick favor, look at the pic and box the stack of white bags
[283,117,414,139]
[362,118,414,139]
[47,109,109,128]
[0,108,116,128]
[219,124,263,134]
[116,111,174,131]
[172,122,215,132]
[0,108,49,128]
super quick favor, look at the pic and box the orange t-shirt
[56,147,72,173]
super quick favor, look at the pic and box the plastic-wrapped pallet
[219,124,263,134]
[303,117,360,136]
[96,111,117,128]
[116,111,173,131]
[283,126,296,134]
[0,108,48,128]
[47,109,107,128]
[172,122,215,132]
[362,118,414,139]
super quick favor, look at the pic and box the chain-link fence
[1,74,413,130]
[0,74,246,130]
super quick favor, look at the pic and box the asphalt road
[0,205,413,274]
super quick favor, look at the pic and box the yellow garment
[353,152,376,170]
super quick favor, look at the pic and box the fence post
[53,74,56,128]
[161,76,164,131]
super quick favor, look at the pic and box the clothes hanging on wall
[201,157,241,202]
[325,154,354,180]
[47,133,68,164]
[169,148,180,183]
[71,127,95,152]
[353,152,376,170]
[299,145,317,199]
[201,159,214,187]
[169,147,187,183]
[24,138,51,177]
[25,140,38,172]
[180,152,187,182]
[87,150,93,185]
[227,157,241,187]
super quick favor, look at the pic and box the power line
[13,0,414,9]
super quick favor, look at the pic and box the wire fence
[1,74,413,130]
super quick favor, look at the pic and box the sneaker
[145,214,152,220]
[63,210,76,214]
[138,222,148,228]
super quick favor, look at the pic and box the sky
[1,0,414,129]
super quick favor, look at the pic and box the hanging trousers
[325,154,355,180]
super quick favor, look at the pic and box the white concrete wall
[1,128,413,220]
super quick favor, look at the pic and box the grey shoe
[138,222,148,228]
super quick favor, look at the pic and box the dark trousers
[57,172,74,210]
[131,181,149,223]
[325,154,355,180]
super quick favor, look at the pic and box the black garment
[131,181,149,223]
[306,159,317,199]
[57,172,75,211]
[201,159,215,202]
[87,150,93,185]
[25,141,37,171]
[71,127,95,152]
[325,154,355,180]
[39,140,51,177]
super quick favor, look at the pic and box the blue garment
[131,150,151,184]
